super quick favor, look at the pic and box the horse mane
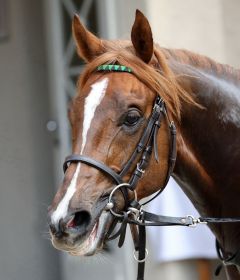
[78,42,209,122]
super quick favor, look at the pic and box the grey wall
[221,0,240,67]
[97,0,146,40]
[147,0,240,68]
[0,1,60,279]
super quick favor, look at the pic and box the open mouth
[50,190,125,256]
[70,211,112,256]
[51,210,112,256]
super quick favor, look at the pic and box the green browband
[97,64,132,73]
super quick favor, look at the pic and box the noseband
[62,64,240,279]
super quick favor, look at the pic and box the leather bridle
[62,64,240,280]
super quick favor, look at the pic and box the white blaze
[51,78,109,225]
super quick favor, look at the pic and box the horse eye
[124,110,141,126]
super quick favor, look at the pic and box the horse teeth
[66,217,75,228]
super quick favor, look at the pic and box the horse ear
[131,10,153,64]
[72,14,104,62]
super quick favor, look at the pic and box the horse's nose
[49,210,92,238]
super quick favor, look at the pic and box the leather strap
[141,122,176,206]
[120,96,164,178]
[141,211,194,226]
[201,217,240,223]
[63,155,123,184]
[63,155,130,205]
[136,225,146,280]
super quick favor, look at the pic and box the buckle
[137,163,145,176]
[127,206,143,221]
[128,207,140,217]
[187,215,208,227]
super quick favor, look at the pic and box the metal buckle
[187,215,208,227]
[153,103,161,114]
[128,207,140,216]
[127,206,143,221]
[137,163,145,176]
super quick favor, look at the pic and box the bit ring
[107,183,137,218]
[133,249,149,263]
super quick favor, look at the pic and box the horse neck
[169,53,240,254]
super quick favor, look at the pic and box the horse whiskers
[41,230,52,240]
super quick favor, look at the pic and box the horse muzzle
[48,201,113,256]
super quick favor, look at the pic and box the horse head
[48,10,187,256]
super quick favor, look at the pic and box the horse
[48,10,240,280]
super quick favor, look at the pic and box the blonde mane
[78,42,198,121]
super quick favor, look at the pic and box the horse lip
[84,211,112,256]
[66,210,112,256]
[68,199,113,255]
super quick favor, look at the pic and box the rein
[63,64,240,279]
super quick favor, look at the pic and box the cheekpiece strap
[97,64,132,73]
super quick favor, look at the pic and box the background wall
[0,0,60,279]
[147,0,240,68]
[0,1,239,280]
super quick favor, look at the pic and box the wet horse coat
[48,10,240,279]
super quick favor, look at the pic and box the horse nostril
[66,210,91,230]
[49,221,65,239]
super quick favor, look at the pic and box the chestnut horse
[48,10,240,279]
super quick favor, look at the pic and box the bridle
[63,64,240,280]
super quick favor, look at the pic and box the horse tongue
[66,217,75,228]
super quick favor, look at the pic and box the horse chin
[51,211,111,256]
